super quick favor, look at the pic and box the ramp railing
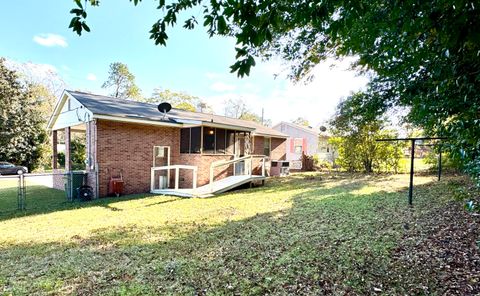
[209,155,267,190]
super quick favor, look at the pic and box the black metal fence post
[376,136,447,206]
[17,174,26,210]
[408,139,415,206]
[438,149,442,181]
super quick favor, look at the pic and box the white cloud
[205,72,221,79]
[33,33,68,48]
[210,81,237,92]
[202,57,368,127]
[86,73,97,81]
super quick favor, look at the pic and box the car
[0,162,28,175]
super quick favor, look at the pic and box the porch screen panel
[226,130,235,154]
[216,129,226,154]
[191,127,201,154]
[180,128,190,153]
[203,127,215,154]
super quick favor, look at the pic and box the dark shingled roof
[68,90,287,138]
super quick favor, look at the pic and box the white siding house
[272,122,338,166]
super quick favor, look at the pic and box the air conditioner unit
[280,167,290,177]
[159,176,168,189]
[270,161,290,176]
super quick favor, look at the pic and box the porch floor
[151,175,266,198]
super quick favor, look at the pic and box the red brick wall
[96,120,180,196]
[271,137,287,160]
[177,154,234,188]
[95,120,287,197]
[96,120,238,196]
[252,136,264,155]
[252,136,286,160]
[251,135,287,175]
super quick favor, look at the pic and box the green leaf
[81,22,91,32]
[217,15,227,34]
[74,0,83,9]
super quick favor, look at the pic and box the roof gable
[272,121,319,136]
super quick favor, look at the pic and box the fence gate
[17,174,26,210]
[0,172,76,215]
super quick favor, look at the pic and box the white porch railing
[151,165,197,191]
[209,155,267,189]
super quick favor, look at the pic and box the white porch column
[64,126,71,171]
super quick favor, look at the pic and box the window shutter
[302,138,307,153]
[290,138,294,153]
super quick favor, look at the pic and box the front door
[234,133,245,175]
[235,132,245,158]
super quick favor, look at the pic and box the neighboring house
[272,122,318,164]
[272,121,337,167]
[47,90,287,198]
[317,133,338,164]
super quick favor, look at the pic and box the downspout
[94,119,99,198]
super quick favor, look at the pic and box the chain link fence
[0,172,90,216]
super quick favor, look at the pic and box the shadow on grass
[0,174,468,295]
[0,172,380,222]
[0,185,182,222]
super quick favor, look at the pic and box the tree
[70,136,86,170]
[292,117,310,127]
[102,62,141,99]
[330,123,403,174]
[330,93,404,173]
[224,98,248,119]
[224,98,265,124]
[0,58,48,171]
[69,0,480,182]
[143,88,213,113]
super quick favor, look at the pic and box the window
[203,127,216,154]
[263,137,271,156]
[216,129,226,154]
[181,127,241,155]
[180,128,190,153]
[295,145,303,154]
[191,127,201,153]
[180,127,201,154]
[293,138,303,154]
[203,128,229,154]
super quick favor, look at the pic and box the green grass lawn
[0,173,478,295]
[0,177,68,215]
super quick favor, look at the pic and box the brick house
[47,90,287,198]
[272,121,337,168]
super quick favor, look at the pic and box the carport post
[52,130,58,169]
[64,127,71,171]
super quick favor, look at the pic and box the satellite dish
[319,126,327,132]
[158,102,172,113]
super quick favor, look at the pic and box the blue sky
[0,1,367,126]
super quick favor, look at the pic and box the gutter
[92,114,182,127]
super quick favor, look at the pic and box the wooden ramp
[151,175,266,198]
